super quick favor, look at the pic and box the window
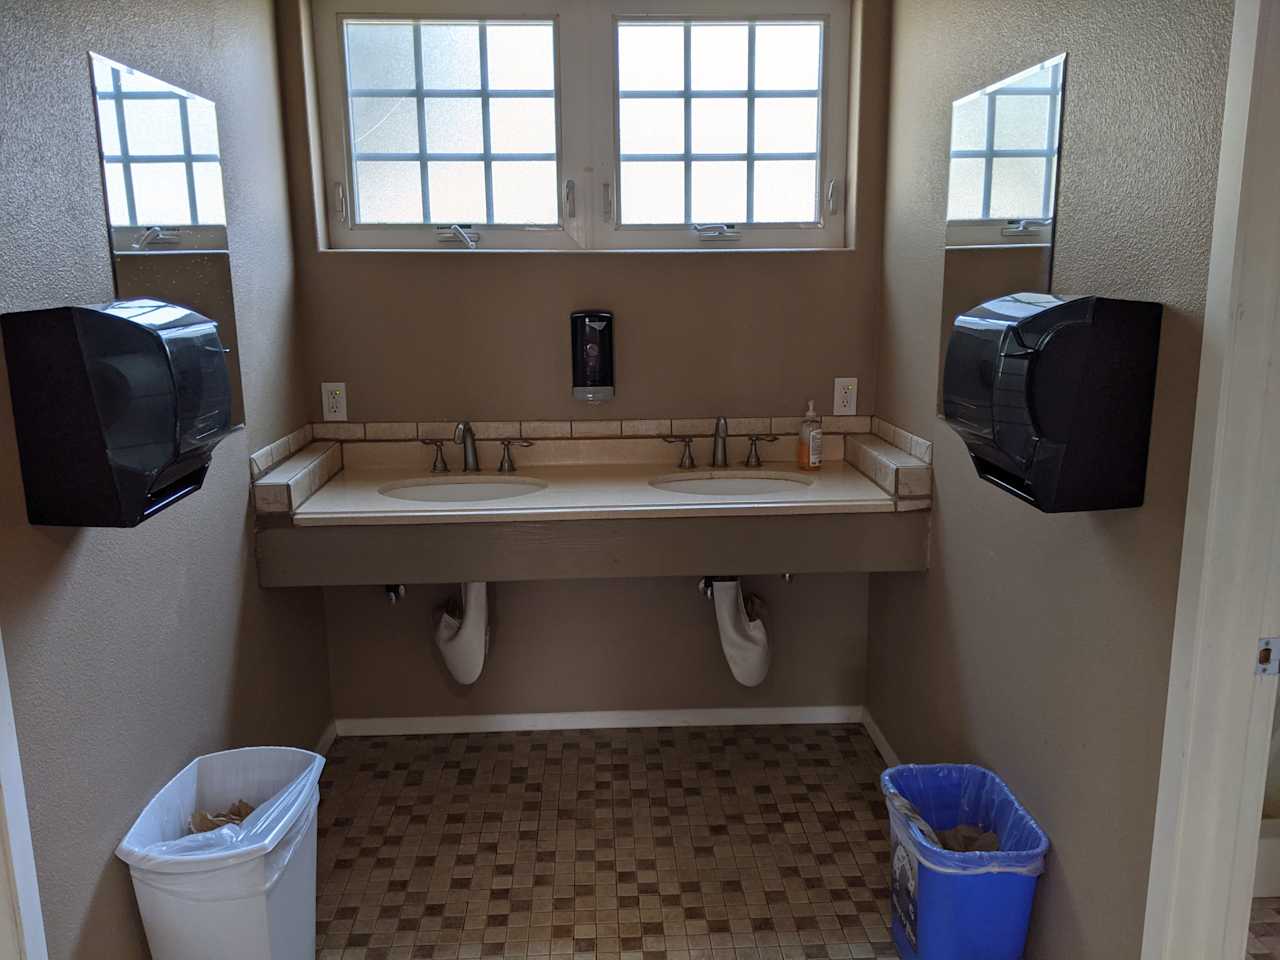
[312,0,851,250]
[945,54,1064,247]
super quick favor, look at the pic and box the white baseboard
[314,720,337,756]
[861,710,900,767]
[335,704,866,737]
[1256,818,1280,897]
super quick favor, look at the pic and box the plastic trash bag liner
[880,764,1049,876]
[117,747,325,901]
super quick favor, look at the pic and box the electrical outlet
[834,377,858,415]
[321,382,347,421]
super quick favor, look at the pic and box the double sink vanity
[250,414,932,587]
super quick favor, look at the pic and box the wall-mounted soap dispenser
[1,298,233,526]
[571,310,614,402]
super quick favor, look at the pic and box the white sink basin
[379,476,547,503]
[649,471,813,497]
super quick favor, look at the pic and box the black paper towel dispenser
[942,292,1162,513]
[1,298,232,526]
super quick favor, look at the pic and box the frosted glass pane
[618,24,683,92]
[754,98,818,153]
[753,159,816,222]
[103,162,129,225]
[691,99,746,154]
[351,97,418,153]
[691,161,746,222]
[420,24,480,89]
[619,99,684,155]
[423,98,483,154]
[691,23,747,91]
[96,103,120,155]
[946,157,985,219]
[994,94,1050,149]
[1009,60,1055,89]
[119,69,171,93]
[989,157,1047,218]
[132,162,192,224]
[355,160,422,223]
[193,162,226,224]
[91,57,116,92]
[950,94,987,150]
[123,99,183,155]
[487,23,554,90]
[186,98,220,155]
[427,161,486,223]
[490,97,556,154]
[492,160,557,223]
[346,22,416,90]
[620,161,684,224]
[755,23,821,91]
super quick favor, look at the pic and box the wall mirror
[936,53,1066,411]
[88,53,244,426]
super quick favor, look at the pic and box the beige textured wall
[869,2,1233,958]
[0,1,330,957]
[326,575,869,718]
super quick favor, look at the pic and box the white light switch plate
[321,382,347,421]
[834,377,858,415]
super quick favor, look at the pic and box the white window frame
[311,0,851,251]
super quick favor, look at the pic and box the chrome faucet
[712,416,729,468]
[454,421,479,472]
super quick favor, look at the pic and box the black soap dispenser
[570,310,614,402]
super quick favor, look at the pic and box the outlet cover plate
[321,382,347,421]
[834,377,858,415]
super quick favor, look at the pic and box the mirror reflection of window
[90,55,226,234]
[945,54,1064,245]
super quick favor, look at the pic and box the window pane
[620,161,684,224]
[691,99,746,154]
[427,160,486,222]
[423,98,483,154]
[946,157,985,219]
[989,157,1047,218]
[103,161,129,225]
[950,94,987,151]
[620,100,683,155]
[691,23,747,91]
[486,23,554,90]
[753,159,815,222]
[754,97,818,153]
[119,68,172,93]
[618,24,684,92]
[186,98,220,155]
[691,161,746,222]
[123,99,183,155]
[351,97,419,154]
[993,94,1051,150]
[490,97,556,154]
[754,23,821,91]
[92,58,116,92]
[492,160,557,223]
[132,162,192,224]
[96,102,121,155]
[419,23,479,90]
[356,160,422,222]
[193,162,226,224]
[347,22,416,90]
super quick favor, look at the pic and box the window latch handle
[825,178,838,215]
[601,182,613,224]
[333,181,348,225]
[564,179,576,219]
[693,223,742,242]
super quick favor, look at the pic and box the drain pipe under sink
[435,582,489,684]
[701,577,770,687]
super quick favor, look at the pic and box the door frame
[1141,0,1280,956]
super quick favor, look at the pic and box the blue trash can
[880,764,1049,960]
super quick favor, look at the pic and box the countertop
[292,460,895,526]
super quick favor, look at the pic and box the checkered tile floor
[315,724,900,960]
[1249,898,1280,958]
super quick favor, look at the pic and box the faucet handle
[497,439,534,473]
[664,436,697,469]
[745,434,778,468]
[422,439,450,473]
[452,420,470,445]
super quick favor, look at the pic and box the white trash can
[117,747,325,960]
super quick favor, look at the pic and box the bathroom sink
[379,476,547,503]
[649,471,813,497]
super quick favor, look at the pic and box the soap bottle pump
[797,400,823,470]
